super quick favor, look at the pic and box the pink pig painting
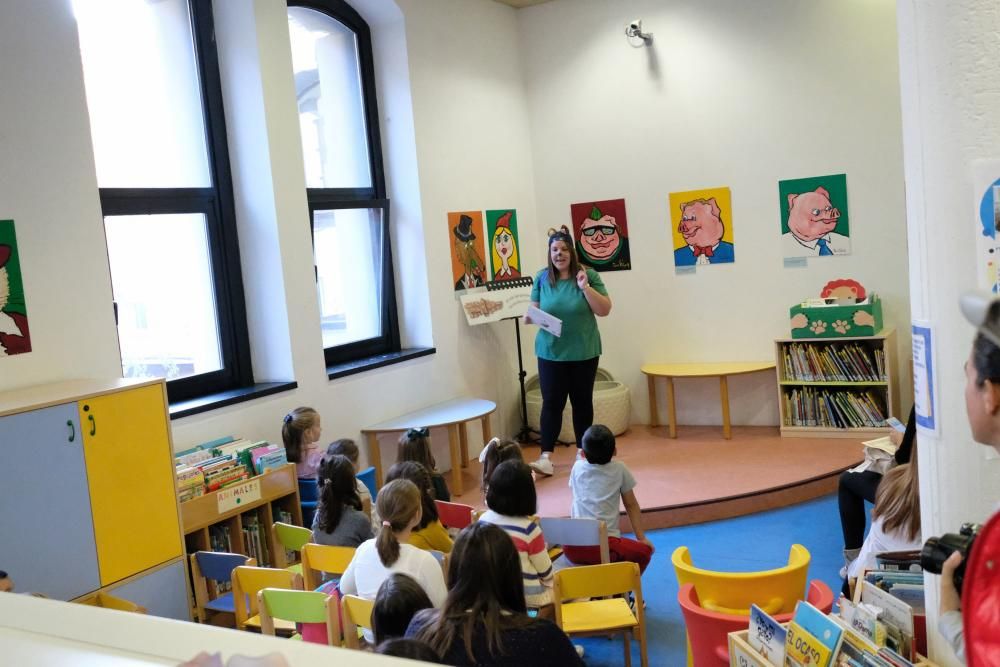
[781,184,850,258]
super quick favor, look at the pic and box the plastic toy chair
[231,565,302,631]
[190,551,253,623]
[271,522,311,574]
[301,543,356,590]
[539,516,609,571]
[356,466,377,501]
[671,544,810,616]
[77,591,147,614]
[553,562,648,667]
[258,588,341,646]
[341,594,375,650]
[298,478,320,528]
[678,581,835,667]
[435,500,475,532]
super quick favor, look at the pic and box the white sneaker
[574,644,585,658]
[529,456,554,476]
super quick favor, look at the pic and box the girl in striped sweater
[479,460,554,610]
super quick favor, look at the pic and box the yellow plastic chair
[553,562,647,667]
[301,543,356,590]
[341,594,375,650]
[271,522,312,574]
[76,591,147,614]
[258,588,341,646]
[231,565,302,632]
[670,544,810,615]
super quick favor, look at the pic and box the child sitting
[326,438,373,517]
[398,428,450,501]
[372,573,434,644]
[564,424,654,573]
[311,455,373,549]
[479,460,554,610]
[0,570,12,593]
[282,407,323,478]
[386,461,453,553]
[479,436,523,493]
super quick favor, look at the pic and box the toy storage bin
[525,368,631,443]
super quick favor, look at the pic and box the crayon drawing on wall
[569,198,631,272]
[485,209,521,281]
[779,174,851,259]
[669,187,735,268]
[448,211,487,292]
[0,220,31,356]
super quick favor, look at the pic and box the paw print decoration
[833,319,850,334]
[809,320,827,335]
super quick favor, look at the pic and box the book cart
[727,628,939,667]
[775,328,900,438]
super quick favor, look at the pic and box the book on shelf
[749,604,786,664]
[256,449,288,475]
[784,620,833,666]
[780,343,886,383]
[783,388,887,428]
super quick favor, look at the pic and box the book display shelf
[775,328,900,438]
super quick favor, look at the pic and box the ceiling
[492,0,556,7]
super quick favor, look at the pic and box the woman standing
[525,226,612,477]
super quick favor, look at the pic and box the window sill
[169,381,299,420]
[327,347,436,380]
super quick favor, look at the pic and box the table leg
[459,422,469,468]
[646,374,658,427]
[481,413,492,445]
[366,432,383,488]
[447,424,463,496]
[720,375,732,440]
[666,377,677,439]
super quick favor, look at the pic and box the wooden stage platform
[451,425,864,531]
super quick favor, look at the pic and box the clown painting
[569,198,631,272]
[486,209,521,281]
[0,220,30,356]
[448,211,487,292]
[669,187,735,267]
[779,174,851,259]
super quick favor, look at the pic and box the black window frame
[288,0,400,367]
[95,0,253,404]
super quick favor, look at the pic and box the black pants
[537,356,599,452]
[838,470,882,549]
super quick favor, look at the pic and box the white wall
[514,0,912,427]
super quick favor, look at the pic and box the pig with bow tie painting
[670,187,735,268]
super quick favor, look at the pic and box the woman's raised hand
[576,269,589,290]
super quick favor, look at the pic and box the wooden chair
[341,594,375,650]
[538,516,609,571]
[435,500,475,532]
[231,565,302,632]
[300,543,356,590]
[189,551,253,623]
[554,562,648,667]
[271,522,311,573]
[258,588,340,646]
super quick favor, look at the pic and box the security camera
[625,19,652,43]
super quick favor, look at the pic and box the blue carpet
[573,494,868,666]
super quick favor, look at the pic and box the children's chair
[271,522,312,573]
[538,516,609,571]
[356,466,377,500]
[341,594,375,650]
[190,551,254,623]
[231,565,302,632]
[77,591,147,614]
[298,478,320,529]
[677,581,834,667]
[300,543,356,590]
[553,561,648,667]
[257,588,341,646]
[435,500,475,532]
[671,544,810,616]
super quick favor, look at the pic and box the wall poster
[569,198,632,272]
[779,174,851,259]
[485,209,522,281]
[448,211,487,292]
[669,186,735,268]
[0,220,30,357]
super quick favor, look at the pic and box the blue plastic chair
[298,477,320,528]
[190,551,252,623]
[356,466,377,501]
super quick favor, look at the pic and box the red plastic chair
[677,581,834,667]
[435,500,475,531]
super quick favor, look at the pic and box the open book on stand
[460,276,533,325]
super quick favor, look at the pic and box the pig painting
[673,197,735,267]
[779,175,851,259]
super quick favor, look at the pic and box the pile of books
[176,466,206,503]
[242,512,272,567]
[783,388,887,428]
[173,436,289,502]
[781,343,886,383]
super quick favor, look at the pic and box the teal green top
[531,267,607,361]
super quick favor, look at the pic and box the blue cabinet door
[0,403,101,599]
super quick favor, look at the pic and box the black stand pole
[512,317,540,444]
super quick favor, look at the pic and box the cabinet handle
[88,414,96,437]
[67,420,75,443]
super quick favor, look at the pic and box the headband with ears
[547,227,573,245]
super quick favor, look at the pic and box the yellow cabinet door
[80,384,182,585]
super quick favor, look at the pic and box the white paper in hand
[525,306,562,337]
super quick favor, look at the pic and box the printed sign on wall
[448,211,487,292]
[569,198,632,272]
[779,174,851,259]
[669,187,735,268]
[0,220,31,357]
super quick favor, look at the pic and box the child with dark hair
[373,573,434,644]
[375,638,444,663]
[311,455,372,549]
[407,522,583,666]
[564,424,654,573]
[0,570,12,593]
[479,436,524,493]
[398,428,450,501]
[282,407,323,478]
[385,461,453,553]
[480,460,554,609]
[326,438,373,520]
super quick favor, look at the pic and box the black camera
[921,522,981,594]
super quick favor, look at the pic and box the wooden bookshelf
[775,328,899,438]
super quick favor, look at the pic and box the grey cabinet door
[0,402,100,599]
[107,561,189,620]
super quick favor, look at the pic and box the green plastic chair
[272,522,312,575]
[258,588,340,646]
